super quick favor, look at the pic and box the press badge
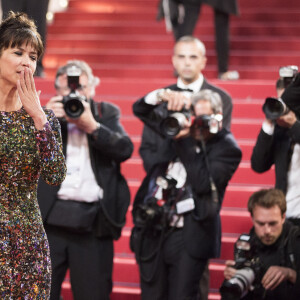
[176,198,195,214]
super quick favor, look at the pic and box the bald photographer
[130,89,241,300]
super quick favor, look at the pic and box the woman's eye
[30,56,37,61]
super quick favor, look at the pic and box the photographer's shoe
[218,70,240,80]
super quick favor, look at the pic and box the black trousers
[138,228,208,300]
[2,0,49,72]
[172,2,230,74]
[45,225,113,300]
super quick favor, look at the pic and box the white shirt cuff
[144,89,163,105]
[262,120,275,135]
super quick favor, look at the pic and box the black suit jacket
[37,100,134,240]
[132,95,241,259]
[251,121,300,194]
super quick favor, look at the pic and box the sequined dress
[0,107,66,299]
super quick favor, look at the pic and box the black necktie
[177,87,194,93]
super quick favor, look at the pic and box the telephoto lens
[262,97,289,120]
[220,267,255,300]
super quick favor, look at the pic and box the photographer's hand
[276,110,297,128]
[261,266,296,290]
[159,89,192,111]
[174,118,192,139]
[224,260,237,280]
[67,100,99,134]
[46,95,65,119]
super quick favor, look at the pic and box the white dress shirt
[57,123,103,202]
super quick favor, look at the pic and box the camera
[220,234,263,300]
[134,173,194,230]
[262,97,289,120]
[161,110,223,137]
[262,65,298,120]
[192,114,223,134]
[161,108,192,137]
[134,175,178,229]
[279,65,298,88]
[62,66,87,118]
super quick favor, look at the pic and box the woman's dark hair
[0,11,44,58]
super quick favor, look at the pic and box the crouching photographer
[251,65,300,226]
[220,189,300,300]
[131,89,241,300]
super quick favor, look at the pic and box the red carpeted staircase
[35,0,300,298]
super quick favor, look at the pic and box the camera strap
[283,224,300,270]
[199,134,219,205]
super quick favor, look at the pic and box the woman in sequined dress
[0,12,66,299]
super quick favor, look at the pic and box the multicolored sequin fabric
[0,107,66,299]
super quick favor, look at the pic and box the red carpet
[37,0,300,298]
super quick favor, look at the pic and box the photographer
[251,67,300,226]
[135,36,233,299]
[37,60,133,300]
[221,189,300,300]
[131,89,241,300]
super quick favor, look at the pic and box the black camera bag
[46,199,99,233]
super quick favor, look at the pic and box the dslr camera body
[220,234,264,300]
[62,65,87,118]
[134,173,195,230]
[133,174,178,230]
[262,65,298,120]
[161,108,223,137]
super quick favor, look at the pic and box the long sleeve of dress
[35,109,66,186]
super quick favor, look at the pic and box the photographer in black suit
[131,88,241,300]
[251,66,300,227]
[138,36,233,173]
[135,35,234,299]
[37,60,133,300]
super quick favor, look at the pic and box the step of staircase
[120,117,263,139]
[46,34,300,52]
[127,180,272,208]
[35,78,276,100]
[129,137,256,161]
[122,159,274,185]
[123,204,253,234]
[52,8,300,23]
[115,228,242,261]
[44,47,300,68]
[67,0,299,9]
